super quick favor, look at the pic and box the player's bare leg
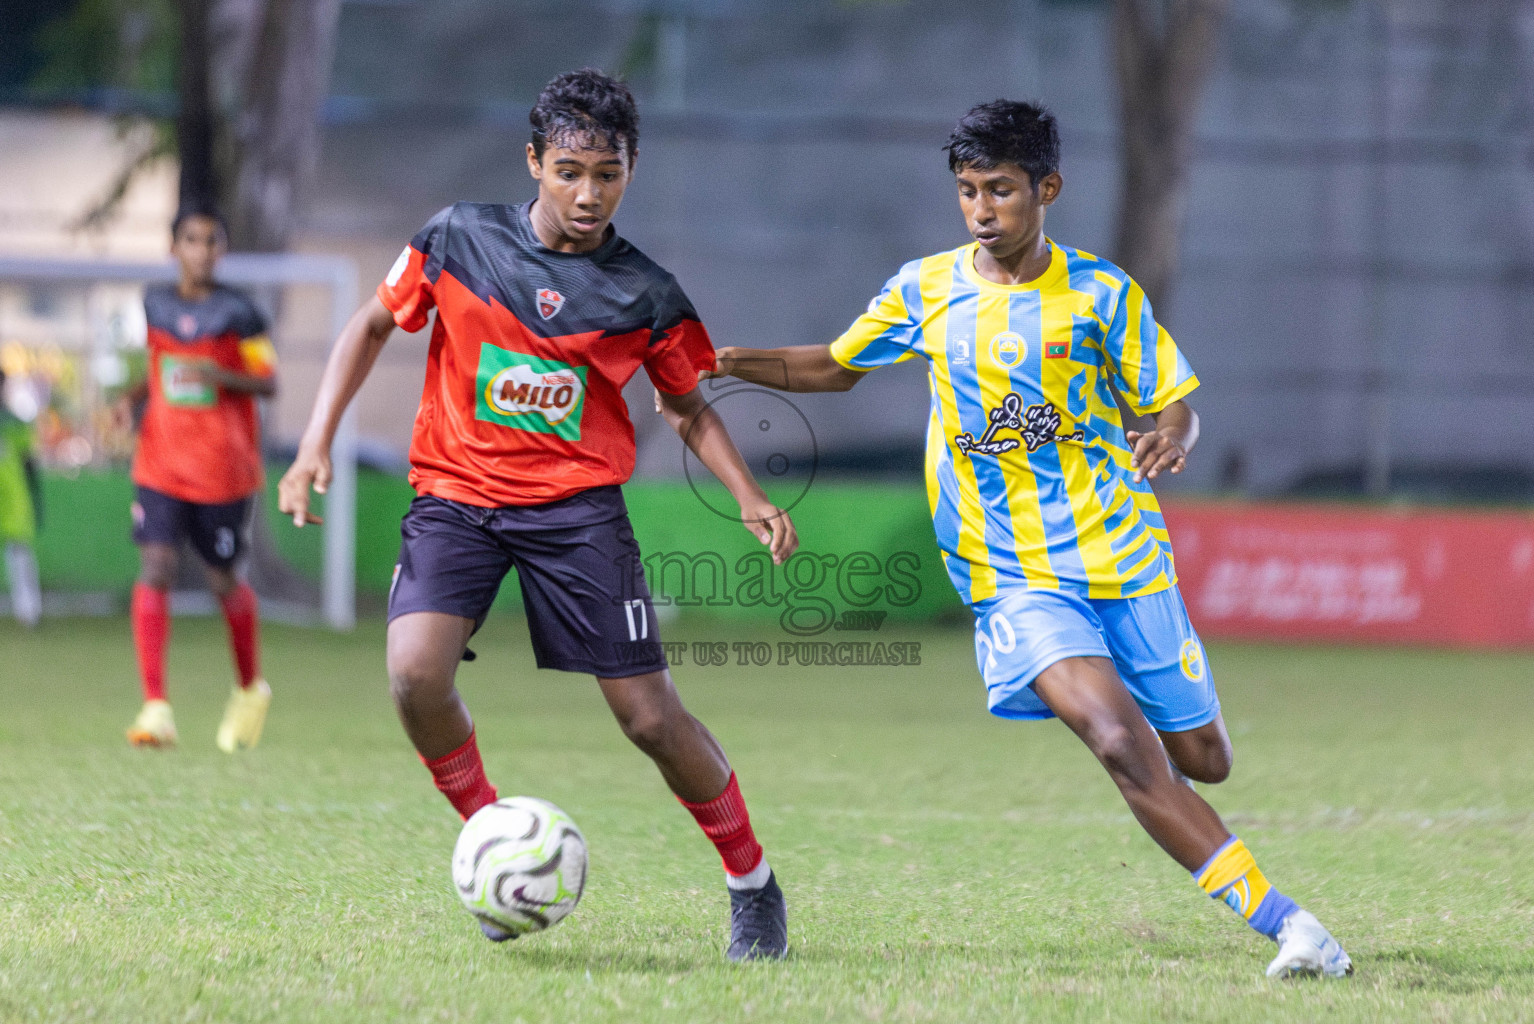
[204,565,235,600]
[1032,655,1350,976]
[4,541,41,627]
[1032,656,1227,870]
[386,610,477,760]
[387,609,503,940]
[599,669,786,960]
[126,542,178,747]
[138,541,178,591]
[597,669,729,802]
[1159,715,1233,785]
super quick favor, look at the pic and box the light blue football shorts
[970,584,1219,733]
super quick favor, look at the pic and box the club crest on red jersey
[536,288,565,320]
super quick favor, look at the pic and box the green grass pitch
[1,615,1531,1022]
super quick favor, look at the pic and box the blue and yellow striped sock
[1193,836,1298,939]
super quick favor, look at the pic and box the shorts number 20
[974,611,1017,682]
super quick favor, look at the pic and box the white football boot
[1266,910,1353,978]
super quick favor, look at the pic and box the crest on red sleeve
[536,288,565,320]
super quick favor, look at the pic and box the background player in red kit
[125,205,277,752]
[279,70,794,960]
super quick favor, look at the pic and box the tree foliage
[33,0,176,94]
[28,0,342,253]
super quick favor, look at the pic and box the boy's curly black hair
[530,68,639,161]
[944,100,1059,188]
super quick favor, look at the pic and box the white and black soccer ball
[452,796,587,937]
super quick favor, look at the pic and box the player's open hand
[740,496,797,565]
[1125,429,1187,483]
[110,396,135,432]
[277,446,331,527]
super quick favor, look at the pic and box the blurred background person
[121,205,278,752]
[0,367,42,629]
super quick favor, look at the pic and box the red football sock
[678,772,765,878]
[422,731,499,820]
[131,583,169,702]
[220,582,260,689]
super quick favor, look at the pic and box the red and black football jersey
[134,283,275,504]
[378,201,716,508]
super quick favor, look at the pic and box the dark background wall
[269,0,1534,494]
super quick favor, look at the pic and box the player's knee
[1186,743,1233,784]
[205,569,237,599]
[137,557,176,591]
[387,653,451,708]
[1090,724,1155,789]
[138,571,174,591]
[615,706,671,757]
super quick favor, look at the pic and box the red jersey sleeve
[377,206,452,332]
[643,277,716,395]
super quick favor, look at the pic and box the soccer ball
[451,796,587,937]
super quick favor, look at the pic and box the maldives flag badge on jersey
[1045,340,1070,359]
[536,288,565,320]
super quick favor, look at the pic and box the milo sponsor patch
[160,355,217,407]
[474,345,587,440]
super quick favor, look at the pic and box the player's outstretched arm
[185,360,276,397]
[655,387,799,565]
[1125,399,1199,484]
[701,345,866,394]
[277,295,397,526]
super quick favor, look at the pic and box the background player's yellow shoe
[126,699,177,747]
[216,679,271,753]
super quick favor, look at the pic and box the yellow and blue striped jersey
[829,239,1199,604]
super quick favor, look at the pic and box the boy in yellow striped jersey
[703,100,1351,979]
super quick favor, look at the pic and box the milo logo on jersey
[159,355,217,408]
[475,345,588,440]
[954,393,1084,458]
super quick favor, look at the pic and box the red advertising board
[1161,501,1534,648]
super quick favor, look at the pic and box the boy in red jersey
[125,204,277,752]
[279,70,793,960]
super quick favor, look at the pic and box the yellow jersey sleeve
[238,334,278,378]
[1102,277,1199,415]
[829,271,921,370]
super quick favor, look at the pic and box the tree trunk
[201,0,345,607]
[176,0,217,206]
[212,0,343,252]
[1111,0,1229,309]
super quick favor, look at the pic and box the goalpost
[0,252,359,630]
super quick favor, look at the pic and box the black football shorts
[131,485,252,569]
[387,486,667,677]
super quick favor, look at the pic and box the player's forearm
[209,368,276,397]
[717,345,864,393]
[1152,400,1199,455]
[299,300,393,452]
[668,401,770,507]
